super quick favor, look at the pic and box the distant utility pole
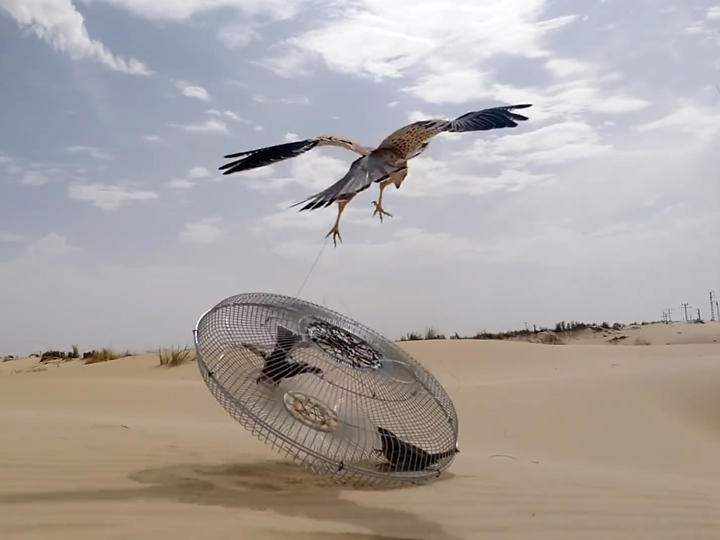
[666,308,673,323]
[524,322,529,331]
[697,308,702,321]
[680,302,691,322]
[711,291,717,322]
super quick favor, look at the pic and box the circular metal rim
[193,292,459,486]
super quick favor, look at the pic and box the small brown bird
[375,426,459,472]
[220,104,531,245]
[254,326,323,386]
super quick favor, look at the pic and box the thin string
[296,236,329,298]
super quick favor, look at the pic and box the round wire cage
[193,292,459,486]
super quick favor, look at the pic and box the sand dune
[1,324,720,539]
[554,321,720,346]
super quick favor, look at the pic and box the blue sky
[1,0,719,355]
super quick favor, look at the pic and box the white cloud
[272,225,493,264]
[636,103,720,139]
[217,24,259,48]
[488,78,649,124]
[175,80,210,101]
[176,118,229,134]
[187,166,212,179]
[208,109,248,122]
[404,70,490,104]
[254,47,313,77]
[179,217,225,244]
[0,0,150,75]
[20,171,49,186]
[407,110,431,122]
[289,151,350,191]
[168,178,194,189]
[387,101,399,108]
[234,166,275,179]
[284,132,299,141]
[253,94,310,105]
[244,176,295,192]
[254,125,264,131]
[289,1,577,82]
[254,202,395,235]
[90,0,309,22]
[222,110,243,121]
[545,58,594,78]
[0,231,27,243]
[394,156,551,198]
[26,233,78,258]
[458,121,613,167]
[272,0,650,124]
[65,145,111,159]
[290,12,435,79]
[143,134,162,143]
[708,6,720,20]
[68,183,158,210]
[255,201,361,231]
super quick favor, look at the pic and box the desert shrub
[40,350,66,362]
[158,346,195,367]
[633,337,651,346]
[424,327,446,340]
[84,348,119,365]
[400,332,423,341]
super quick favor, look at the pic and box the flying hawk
[220,104,532,245]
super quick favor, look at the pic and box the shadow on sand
[0,460,458,540]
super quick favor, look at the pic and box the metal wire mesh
[193,292,459,486]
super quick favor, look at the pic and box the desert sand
[1,322,720,540]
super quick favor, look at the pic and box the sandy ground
[1,323,720,539]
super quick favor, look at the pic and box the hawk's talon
[325,225,342,247]
[371,201,393,222]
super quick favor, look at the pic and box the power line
[680,302,691,322]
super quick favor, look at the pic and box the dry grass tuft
[633,337,652,346]
[158,346,195,367]
[84,348,120,365]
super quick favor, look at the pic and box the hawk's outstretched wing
[377,104,531,156]
[445,104,532,133]
[220,139,320,175]
[219,136,372,176]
